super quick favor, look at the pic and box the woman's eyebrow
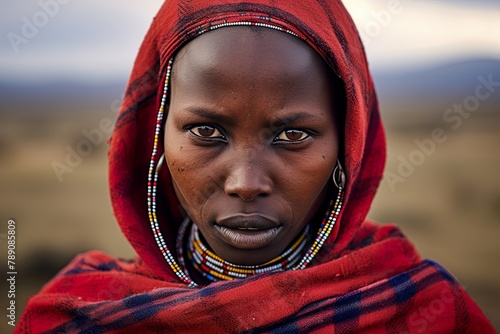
[182,107,235,125]
[271,112,323,127]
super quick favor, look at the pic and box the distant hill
[0,79,127,109]
[373,58,500,110]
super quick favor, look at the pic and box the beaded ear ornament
[146,21,345,287]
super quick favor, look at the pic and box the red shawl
[17,1,494,333]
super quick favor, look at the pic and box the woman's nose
[224,162,273,201]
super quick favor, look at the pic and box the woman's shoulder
[376,258,495,333]
[53,251,139,275]
[40,251,141,283]
[29,251,156,300]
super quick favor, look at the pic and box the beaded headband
[147,21,344,287]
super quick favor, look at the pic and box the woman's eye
[275,129,310,142]
[189,126,224,139]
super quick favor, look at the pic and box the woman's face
[165,27,339,265]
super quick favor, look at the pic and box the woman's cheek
[168,156,217,214]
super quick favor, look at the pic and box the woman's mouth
[214,215,282,249]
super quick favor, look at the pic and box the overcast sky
[1,0,499,82]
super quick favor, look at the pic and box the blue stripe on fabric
[97,261,121,272]
[268,321,300,334]
[424,259,457,283]
[123,293,154,309]
[72,313,103,334]
[332,291,361,322]
[129,305,160,323]
[199,283,218,297]
[390,272,417,304]
[83,300,169,332]
[80,327,104,334]
[358,235,374,248]
[199,276,251,297]
[63,268,95,276]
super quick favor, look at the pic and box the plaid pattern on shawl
[16,223,493,333]
[16,0,494,332]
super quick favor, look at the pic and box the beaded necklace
[147,21,344,287]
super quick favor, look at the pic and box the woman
[17,0,494,332]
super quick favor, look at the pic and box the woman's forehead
[172,26,328,82]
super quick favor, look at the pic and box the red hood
[109,0,385,281]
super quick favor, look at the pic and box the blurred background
[1,0,499,332]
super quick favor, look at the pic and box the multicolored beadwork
[147,21,345,287]
[147,58,196,287]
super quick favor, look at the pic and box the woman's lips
[214,215,282,249]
